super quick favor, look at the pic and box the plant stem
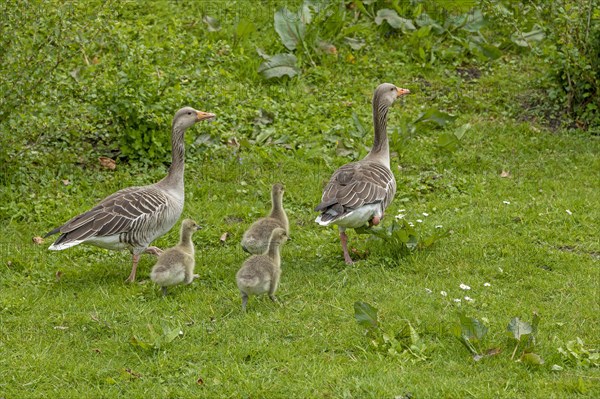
[511,341,520,360]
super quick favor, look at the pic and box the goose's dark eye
[187,112,192,115]
[390,87,395,91]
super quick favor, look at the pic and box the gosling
[236,228,288,311]
[241,183,289,255]
[150,219,201,296]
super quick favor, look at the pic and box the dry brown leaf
[220,232,229,244]
[55,270,63,281]
[32,236,44,245]
[197,376,204,385]
[99,156,116,170]
[62,179,71,186]
[500,170,510,178]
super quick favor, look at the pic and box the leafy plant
[557,338,600,368]
[354,301,430,362]
[506,312,543,365]
[130,324,183,352]
[452,313,493,361]
[357,218,450,259]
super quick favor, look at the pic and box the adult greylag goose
[150,219,201,296]
[236,228,288,312]
[241,183,289,254]
[45,107,215,282]
[315,83,410,264]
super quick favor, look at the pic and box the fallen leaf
[7,261,12,267]
[220,232,229,244]
[486,347,502,357]
[500,170,510,178]
[92,348,101,354]
[62,179,71,186]
[98,156,116,170]
[197,376,204,385]
[55,270,63,281]
[32,236,43,245]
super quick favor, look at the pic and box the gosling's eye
[187,111,192,115]
[390,87,395,91]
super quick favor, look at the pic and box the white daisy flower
[503,200,511,205]
[484,282,491,287]
[566,209,572,215]
[464,296,474,302]
[425,288,432,294]
[440,291,448,297]
[422,212,429,217]
[416,219,423,223]
[453,298,462,303]
[459,283,471,291]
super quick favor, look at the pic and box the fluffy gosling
[241,183,289,255]
[150,219,201,296]
[236,227,288,311]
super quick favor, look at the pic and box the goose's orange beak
[396,88,410,96]
[196,111,216,121]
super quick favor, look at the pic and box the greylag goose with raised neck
[315,83,410,264]
[45,107,215,282]
[150,219,201,296]
[241,183,289,254]
[236,227,288,312]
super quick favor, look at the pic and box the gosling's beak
[396,88,410,97]
[195,224,203,231]
[196,111,216,121]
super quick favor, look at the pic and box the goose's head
[181,218,202,233]
[173,107,216,129]
[269,227,288,246]
[272,183,285,197]
[374,83,410,107]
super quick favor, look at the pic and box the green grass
[1,1,600,398]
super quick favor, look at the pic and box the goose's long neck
[364,96,390,167]
[269,192,285,221]
[178,228,195,254]
[268,243,281,267]
[162,124,186,192]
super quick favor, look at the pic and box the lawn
[1,1,599,398]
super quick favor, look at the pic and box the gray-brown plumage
[44,107,215,282]
[150,219,201,296]
[241,183,288,254]
[315,83,410,264]
[236,228,288,312]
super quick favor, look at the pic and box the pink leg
[126,254,139,283]
[145,246,163,256]
[339,228,354,264]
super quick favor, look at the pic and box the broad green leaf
[454,123,471,140]
[414,108,457,126]
[202,15,221,32]
[354,301,379,329]
[462,9,486,32]
[415,12,444,34]
[375,9,416,31]
[511,25,545,47]
[478,43,502,60]
[458,313,488,341]
[258,53,299,79]
[521,352,544,365]
[274,8,305,51]
[344,37,366,50]
[235,19,256,41]
[507,317,533,340]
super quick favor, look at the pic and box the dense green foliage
[1,0,599,398]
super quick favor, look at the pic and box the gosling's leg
[241,292,248,312]
[161,286,168,296]
[339,227,353,264]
